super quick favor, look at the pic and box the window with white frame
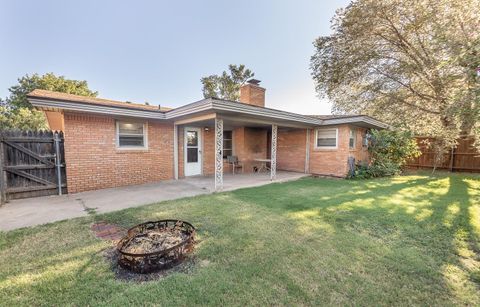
[116,121,147,148]
[315,128,338,149]
[223,130,233,158]
[349,128,356,149]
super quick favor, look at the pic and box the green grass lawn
[1,171,479,306]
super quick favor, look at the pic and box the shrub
[350,129,421,179]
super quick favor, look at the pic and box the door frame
[184,127,202,176]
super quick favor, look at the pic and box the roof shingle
[27,89,172,112]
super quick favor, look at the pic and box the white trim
[314,128,338,150]
[115,120,148,150]
[270,124,277,180]
[214,119,224,191]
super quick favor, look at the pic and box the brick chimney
[239,79,266,107]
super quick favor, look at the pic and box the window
[315,128,338,149]
[223,130,233,158]
[349,128,356,149]
[116,121,147,148]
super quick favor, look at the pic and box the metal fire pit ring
[116,220,195,274]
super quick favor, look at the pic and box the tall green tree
[201,64,254,101]
[311,0,480,156]
[1,73,98,130]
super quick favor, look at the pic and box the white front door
[184,127,202,176]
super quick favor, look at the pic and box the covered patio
[172,109,314,191]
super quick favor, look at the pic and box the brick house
[27,80,387,193]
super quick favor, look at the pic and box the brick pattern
[238,127,268,173]
[63,113,174,193]
[277,128,307,172]
[239,84,266,107]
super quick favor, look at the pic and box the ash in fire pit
[117,220,195,274]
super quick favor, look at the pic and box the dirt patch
[91,222,126,241]
[104,248,196,282]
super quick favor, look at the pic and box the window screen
[117,122,145,148]
[316,128,337,148]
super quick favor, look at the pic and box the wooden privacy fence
[407,137,480,172]
[0,130,67,204]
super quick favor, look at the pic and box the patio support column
[270,124,277,180]
[173,124,178,180]
[214,118,224,191]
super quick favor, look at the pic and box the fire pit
[116,220,195,274]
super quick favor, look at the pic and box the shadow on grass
[229,173,480,303]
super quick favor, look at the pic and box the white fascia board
[321,116,389,129]
[164,99,213,118]
[29,98,166,120]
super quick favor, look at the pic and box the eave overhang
[28,96,388,129]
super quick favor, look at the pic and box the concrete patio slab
[0,171,308,231]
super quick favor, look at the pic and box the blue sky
[0,0,349,114]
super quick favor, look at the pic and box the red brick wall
[309,125,350,177]
[203,128,215,175]
[308,125,370,177]
[277,128,307,172]
[63,113,174,193]
[240,128,268,172]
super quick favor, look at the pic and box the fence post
[0,138,6,205]
[54,132,62,195]
[449,147,455,172]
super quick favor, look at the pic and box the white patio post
[215,118,224,191]
[173,124,178,180]
[270,124,277,180]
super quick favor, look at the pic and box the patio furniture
[227,155,244,175]
[254,158,271,173]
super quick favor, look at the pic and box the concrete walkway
[0,171,307,231]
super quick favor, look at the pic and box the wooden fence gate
[0,130,67,204]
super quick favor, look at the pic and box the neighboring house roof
[27,90,388,129]
[28,89,172,112]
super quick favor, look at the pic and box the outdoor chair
[227,155,244,175]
